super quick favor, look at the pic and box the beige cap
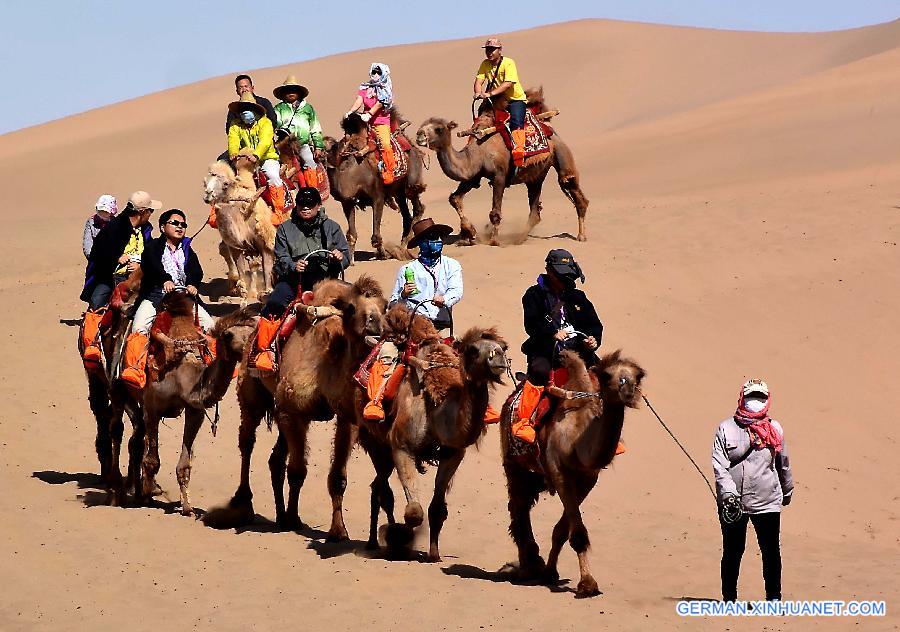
[742,379,769,398]
[128,190,162,211]
[482,38,502,48]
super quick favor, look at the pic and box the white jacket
[389,256,463,324]
[712,417,794,514]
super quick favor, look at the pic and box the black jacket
[138,236,203,298]
[225,94,277,133]
[521,278,603,360]
[80,213,152,302]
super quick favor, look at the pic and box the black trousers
[720,511,782,601]
[261,280,298,319]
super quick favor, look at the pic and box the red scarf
[733,390,782,453]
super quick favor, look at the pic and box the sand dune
[1,18,898,630]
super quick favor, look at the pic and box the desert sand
[0,18,898,631]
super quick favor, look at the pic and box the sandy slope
[0,18,898,631]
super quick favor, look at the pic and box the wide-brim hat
[408,218,453,247]
[228,91,266,116]
[273,75,309,101]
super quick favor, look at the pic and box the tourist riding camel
[513,249,605,444]
[227,90,287,222]
[80,191,158,365]
[362,218,462,422]
[225,74,277,134]
[252,187,351,373]
[82,194,117,259]
[119,209,215,389]
[346,62,397,184]
[273,75,323,190]
[474,38,528,167]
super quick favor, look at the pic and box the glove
[360,113,372,123]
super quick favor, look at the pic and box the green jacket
[274,101,324,150]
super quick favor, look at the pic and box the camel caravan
[76,40,642,599]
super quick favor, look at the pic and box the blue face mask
[417,239,443,265]
[240,110,256,124]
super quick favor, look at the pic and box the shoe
[81,310,104,364]
[120,332,149,388]
[511,129,526,167]
[253,317,281,373]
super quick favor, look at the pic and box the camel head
[455,327,509,384]
[416,118,457,150]
[331,275,387,339]
[203,160,235,204]
[209,304,260,360]
[591,350,646,408]
[274,130,299,158]
[383,304,439,345]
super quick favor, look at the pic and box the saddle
[503,367,571,466]
[491,107,553,158]
[147,309,214,384]
[277,154,331,201]
[367,126,411,180]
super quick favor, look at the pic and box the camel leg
[125,401,145,501]
[488,178,506,246]
[219,241,240,293]
[233,250,252,302]
[371,194,388,259]
[448,180,479,244]
[553,140,589,242]
[395,189,414,248]
[393,446,425,529]
[269,430,288,524]
[226,381,269,523]
[107,399,127,505]
[326,417,359,542]
[141,410,162,501]
[427,447,465,562]
[504,461,545,578]
[341,201,358,265]
[410,192,426,224]
[278,411,309,531]
[525,174,548,233]
[87,374,112,482]
[260,248,275,298]
[545,475,595,581]
[359,427,396,550]
[556,472,601,598]
[176,408,205,516]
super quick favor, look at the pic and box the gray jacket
[712,417,793,514]
[274,208,350,285]
[83,216,104,259]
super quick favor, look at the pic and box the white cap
[95,194,118,215]
[742,379,769,398]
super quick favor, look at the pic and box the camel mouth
[415,133,429,147]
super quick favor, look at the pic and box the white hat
[95,194,118,215]
[742,379,769,398]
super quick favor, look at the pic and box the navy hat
[295,187,322,209]
[545,249,585,282]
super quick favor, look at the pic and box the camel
[416,88,589,245]
[205,276,395,544]
[108,293,258,513]
[500,350,645,598]
[323,111,426,262]
[202,152,277,300]
[386,317,510,561]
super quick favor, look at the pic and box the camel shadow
[528,232,578,241]
[32,470,104,489]
[203,301,248,318]
[441,563,575,595]
[59,318,83,327]
[200,277,236,303]
[664,596,720,602]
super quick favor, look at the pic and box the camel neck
[436,139,481,182]
[200,352,240,408]
[573,400,625,470]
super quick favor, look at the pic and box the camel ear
[448,121,458,131]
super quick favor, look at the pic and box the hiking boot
[511,129,526,167]
[120,332,149,389]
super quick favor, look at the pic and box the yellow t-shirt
[115,229,144,276]
[476,56,527,102]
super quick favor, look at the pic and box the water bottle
[404,266,419,295]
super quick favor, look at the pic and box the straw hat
[273,75,309,101]
[228,91,265,116]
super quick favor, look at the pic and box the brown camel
[204,276,395,544]
[416,89,589,245]
[386,317,510,561]
[202,153,276,300]
[109,293,258,513]
[500,349,645,598]
[80,271,144,489]
[324,111,426,262]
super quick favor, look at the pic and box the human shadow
[59,318,83,327]
[442,563,575,594]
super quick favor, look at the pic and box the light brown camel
[202,153,276,300]
[204,276,395,544]
[386,316,510,561]
[109,293,259,513]
[500,350,645,598]
[416,89,589,245]
[324,111,426,262]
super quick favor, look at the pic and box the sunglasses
[166,220,188,229]
[484,47,499,53]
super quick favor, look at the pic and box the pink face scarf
[733,390,782,453]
